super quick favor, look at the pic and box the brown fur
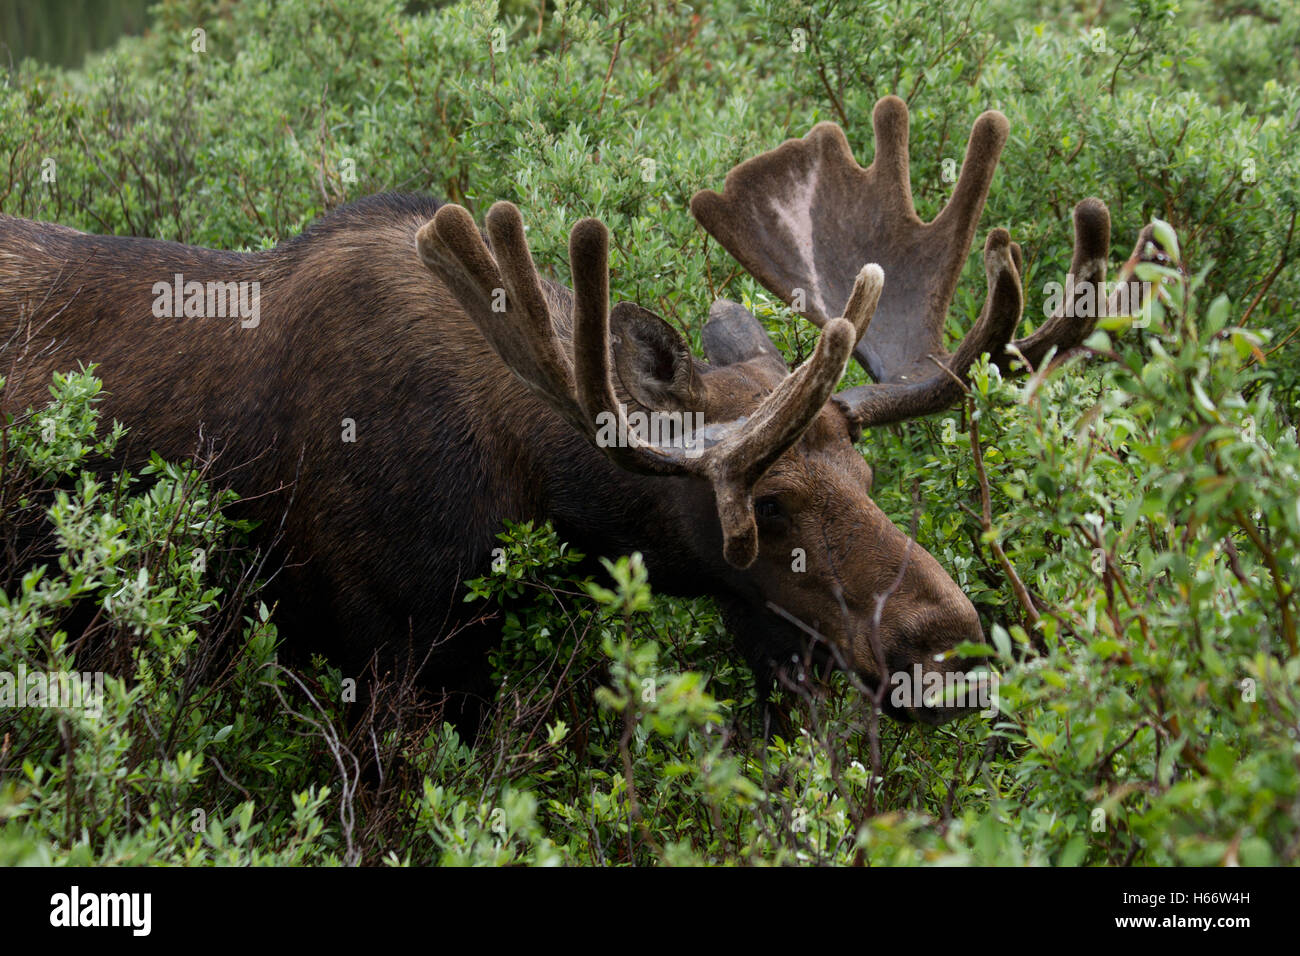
[0,189,989,731]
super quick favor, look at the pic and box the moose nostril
[884,606,995,725]
[889,599,983,672]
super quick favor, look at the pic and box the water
[0,0,152,69]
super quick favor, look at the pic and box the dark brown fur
[1,191,989,731]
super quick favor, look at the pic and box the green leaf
[1150,218,1181,267]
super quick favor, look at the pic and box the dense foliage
[1,0,1297,865]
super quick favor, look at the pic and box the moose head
[416,96,1153,722]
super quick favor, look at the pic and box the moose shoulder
[0,97,1156,731]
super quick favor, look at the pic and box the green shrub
[0,367,351,864]
[1,0,1297,865]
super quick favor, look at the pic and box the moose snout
[878,571,991,725]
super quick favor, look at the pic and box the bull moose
[0,97,1154,731]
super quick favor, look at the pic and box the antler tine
[568,216,614,429]
[1112,223,1166,312]
[932,108,1011,243]
[417,205,503,326]
[945,229,1024,373]
[419,203,583,434]
[1005,198,1111,371]
[841,263,884,345]
[868,96,915,215]
[835,228,1023,432]
[483,202,579,409]
[721,318,857,486]
[567,217,693,476]
[708,317,856,567]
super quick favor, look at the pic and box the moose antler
[691,95,1149,433]
[416,202,879,567]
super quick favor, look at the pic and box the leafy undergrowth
[1,0,1297,865]
[2,252,1296,864]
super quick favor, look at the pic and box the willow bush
[1,0,1296,865]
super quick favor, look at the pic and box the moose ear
[702,299,787,373]
[609,302,699,411]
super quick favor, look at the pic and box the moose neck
[540,441,728,599]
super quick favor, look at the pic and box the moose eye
[755,497,784,521]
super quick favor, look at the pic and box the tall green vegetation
[1,0,1296,864]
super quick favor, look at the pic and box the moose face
[735,411,986,716]
[616,321,988,722]
[418,96,1152,724]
